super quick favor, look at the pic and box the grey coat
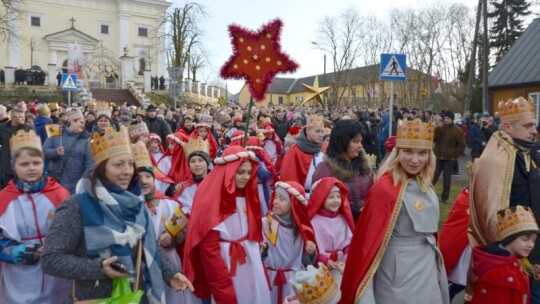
[41,195,178,303]
[43,129,94,193]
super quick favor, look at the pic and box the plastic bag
[90,278,144,304]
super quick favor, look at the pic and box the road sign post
[61,73,78,107]
[380,54,407,136]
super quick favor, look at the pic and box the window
[279,96,284,104]
[101,24,109,34]
[529,92,540,121]
[30,16,41,27]
[138,27,148,37]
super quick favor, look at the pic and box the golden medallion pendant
[415,200,425,212]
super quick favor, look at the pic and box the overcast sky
[172,0,482,94]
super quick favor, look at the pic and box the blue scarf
[76,177,165,303]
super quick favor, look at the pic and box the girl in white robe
[308,177,355,286]
[262,181,317,304]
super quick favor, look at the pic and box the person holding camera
[0,129,70,303]
[468,114,488,160]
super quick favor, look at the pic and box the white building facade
[1,0,170,87]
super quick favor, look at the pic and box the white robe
[262,216,305,304]
[0,193,68,304]
[212,197,271,304]
[311,213,352,286]
[304,153,324,200]
[178,183,197,215]
[263,140,278,165]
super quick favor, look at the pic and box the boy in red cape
[280,115,324,199]
[465,205,539,304]
[183,146,271,303]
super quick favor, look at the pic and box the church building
[1,0,171,88]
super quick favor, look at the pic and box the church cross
[70,17,76,28]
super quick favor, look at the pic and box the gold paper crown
[396,118,434,150]
[48,102,59,111]
[184,137,209,157]
[95,100,111,118]
[497,205,539,241]
[90,126,132,165]
[291,263,339,304]
[128,122,149,140]
[10,129,42,156]
[366,153,378,168]
[132,141,153,169]
[498,97,536,124]
[306,114,324,127]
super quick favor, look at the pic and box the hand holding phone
[110,262,133,276]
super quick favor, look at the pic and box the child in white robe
[308,177,355,286]
[262,181,317,304]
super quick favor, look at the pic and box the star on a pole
[220,19,299,102]
[301,76,331,106]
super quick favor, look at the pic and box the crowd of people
[0,96,539,304]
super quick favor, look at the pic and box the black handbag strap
[346,182,361,220]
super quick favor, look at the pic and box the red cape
[280,144,312,187]
[190,125,218,159]
[439,186,470,275]
[308,177,354,232]
[167,132,191,183]
[340,172,403,303]
[0,177,70,216]
[183,146,262,299]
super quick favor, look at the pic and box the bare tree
[189,52,206,82]
[0,0,23,42]
[314,8,365,105]
[165,1,207,78]
[28,35,41,66]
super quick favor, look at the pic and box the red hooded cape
[339,172,404,303]
[167,132,191,183]
[231,136,277,180]
[307,177,354,232]
[270,181,317,249]
[190,123,218,159]
[0,177,70,216]
[182,146,262,300]
[439,186,470,275]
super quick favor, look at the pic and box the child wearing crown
[190,122,218,159]
[132,140,194,304]
[308,177,355,287]
[464,205,539,304]
[262,181,317,304]
[0,129,70,303]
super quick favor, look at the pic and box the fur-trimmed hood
[323,150,371,182]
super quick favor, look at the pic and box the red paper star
[220,19,299,102]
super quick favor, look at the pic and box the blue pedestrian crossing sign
[61,74,77,91]
[380,54,407,81]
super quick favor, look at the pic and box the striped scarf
[76,177,165,303]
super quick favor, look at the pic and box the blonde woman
[340,119,449,304]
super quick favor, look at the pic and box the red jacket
[471,245,530,304]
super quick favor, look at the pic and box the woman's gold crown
[90,126,131,165]
[395,118,434,150]
[498,97,536,124]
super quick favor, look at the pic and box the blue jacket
[34,115,52,143]
[468,124,487,152]
[43,129,94,193]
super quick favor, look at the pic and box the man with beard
[466,97,540,303]
[432,110,465,203]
